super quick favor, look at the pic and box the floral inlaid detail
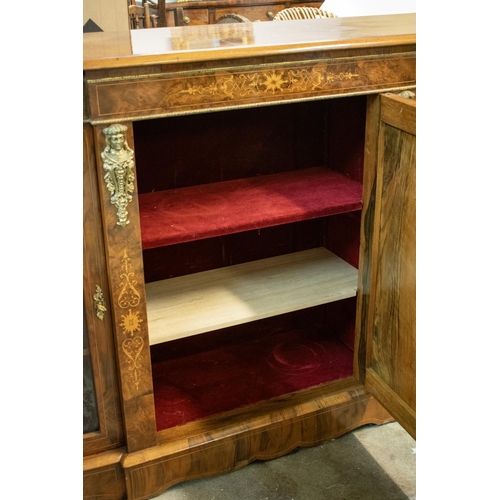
[120,309,144,336]
[116,249,145,391]
[90,54,415,122]
[263,71,287,94]
[177,65,360,101]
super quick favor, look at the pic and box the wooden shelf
[146,247,358,345]
[139,167,363,249]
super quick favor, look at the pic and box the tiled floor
[152,422,416,499]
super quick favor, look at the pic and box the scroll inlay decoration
[122,336,144,391]
[117,250,144,391]
[118,249,141,309]
[101,123,135,227]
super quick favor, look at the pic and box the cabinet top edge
[83,13,416,71]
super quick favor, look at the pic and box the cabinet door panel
[356,93,416,439]
[83,309,99,435]
[84,123,124,455]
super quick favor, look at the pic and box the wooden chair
[273,7,337,21]
[216,13,251,24]
[129,0,159,29]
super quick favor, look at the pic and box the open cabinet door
[356,92,416,439]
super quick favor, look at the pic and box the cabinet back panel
[150,302,357,363]
[142,213,360,283]
[133,97,366,193]
[324,297,357,350]
[143,219,323,282]
[150,306,325,363]
[133,101,325,193]
[323,211,361,268]
[326,96,367,183]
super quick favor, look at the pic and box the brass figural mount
[101,124,135,227]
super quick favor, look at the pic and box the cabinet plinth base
[83,449,126,500]
[117,378,392,500]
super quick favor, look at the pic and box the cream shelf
[146,247,358,345]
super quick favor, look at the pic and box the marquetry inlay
[177,66,360,100]
[118,250,141,309]
[120,309,144,335]
[122,336,144,391]
[87,53,415,122]
[117,250,144,391]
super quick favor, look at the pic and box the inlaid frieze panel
[86,52,415,123]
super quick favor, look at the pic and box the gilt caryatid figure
[101,124,135,227]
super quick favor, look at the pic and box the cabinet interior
[133,96,367,431]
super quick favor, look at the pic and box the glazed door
[83,123,124,455]
[355,93,416,439]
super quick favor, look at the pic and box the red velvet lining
[139,167,362,249]
[152,326,353,430]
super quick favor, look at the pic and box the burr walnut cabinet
[83,13,416,500]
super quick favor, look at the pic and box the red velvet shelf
[152,326,353,431]
[139,167,363,249]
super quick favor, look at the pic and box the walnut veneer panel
[83,123,124,456]
[356,93,416,439]
[122,379,392,499]
[92,122,158,453]
[85,49,415,123]
[83,452,126,500]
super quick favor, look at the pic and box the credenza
[83,14,416,500]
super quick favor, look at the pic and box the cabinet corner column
[93,121,158,453]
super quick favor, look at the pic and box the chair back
[129,1,159,29]
[273,7,336,21]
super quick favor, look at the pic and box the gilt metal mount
[101,124,135,227]
[93,285,107,321]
